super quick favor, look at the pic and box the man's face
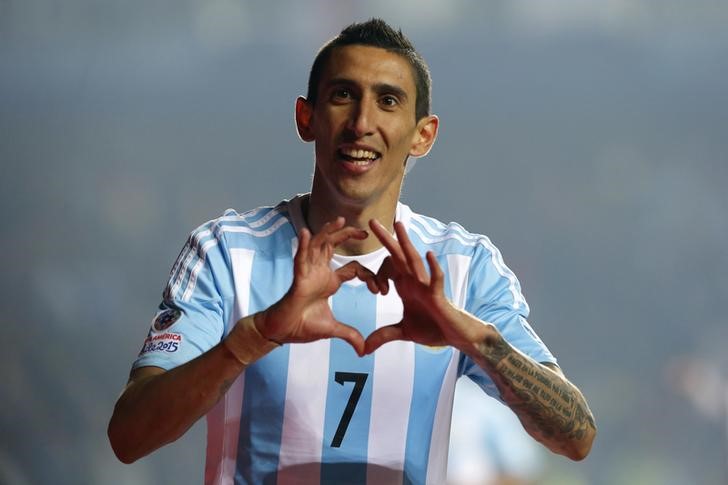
[297,44,436,208]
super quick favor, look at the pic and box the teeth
[342,148,377,160]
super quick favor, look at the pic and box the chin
[334,187,375,207]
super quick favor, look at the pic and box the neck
[305,191,398,256]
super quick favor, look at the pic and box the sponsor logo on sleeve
[139,332,183,356]
[153,308,182,331]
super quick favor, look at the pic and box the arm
[365,220,596,460]
[108,316,271,464]
[109,218,379,463]
[447,310,595,460]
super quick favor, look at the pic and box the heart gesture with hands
[364,219,497,357]
[255,216,494,359]
[254,217,380,357]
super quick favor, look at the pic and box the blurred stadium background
[1,1,727,484]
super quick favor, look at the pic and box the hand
[255,217,380,356]
[364,219,494,355]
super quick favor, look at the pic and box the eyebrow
[373,82,408,101]
[326,78,409,102]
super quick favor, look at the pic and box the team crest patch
[154,308,182,331]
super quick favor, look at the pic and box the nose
[346,98,375,138]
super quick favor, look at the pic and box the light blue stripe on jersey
[238,350,290,484]
[236,233,295,484]
[403,345,454,483]
[321,284,377,485]
[401,253,455,484]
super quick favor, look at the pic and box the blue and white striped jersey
[133,194,556,485]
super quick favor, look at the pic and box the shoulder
[188,200,296,250]
[404,206,499,260]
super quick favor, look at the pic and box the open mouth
[338,147,381,166]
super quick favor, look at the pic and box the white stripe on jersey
[216,205,284,228]
[182,238,219,302]
[168,227,213,299]
[367,289,412,485]
[277,339,331,484]
[409,218,476,247]
[204,247,255,485]
[425,350,459,485]
[446,254,471,309]
[221,215,289,236]
[169,239,202,299]
[245,206,284,228]
[205,374,246,485]
[230,247,255,333]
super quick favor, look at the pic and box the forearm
[108,315,276,463]
[472,332,596,460]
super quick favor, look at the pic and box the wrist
[452,310,510,367]
[223,314,280,366]
[447,306,501,357]
[252,297,295,344]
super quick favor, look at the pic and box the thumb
[364,323,405,355]
[329,321,366,357]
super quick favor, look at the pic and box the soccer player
[109,18,596,484]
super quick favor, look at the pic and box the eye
[380,95,399,107]
[331,88,352,102]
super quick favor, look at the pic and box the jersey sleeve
[458,238,557,400]
[132,222,234,371]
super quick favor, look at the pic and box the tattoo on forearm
[483,337,596,446]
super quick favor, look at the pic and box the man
[109,18,596,485]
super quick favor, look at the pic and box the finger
[329,322,366,357]
[364,274,381,295]
[426,251,445,294]
[317,217,345,235]
[295,228,311,266]
[310,217,345,249]
[335,261,381,293]
[375,256,396,295]
[327,226,368,247]
[336,261,380,293]
[364,324,405,354]
[324,216,346,234]
[369,219,407,270]
[394,222,428,282]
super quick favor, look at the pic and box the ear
[409,115,439,158]
[295,96,315,142]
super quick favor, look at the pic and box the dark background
[2,1,727,484]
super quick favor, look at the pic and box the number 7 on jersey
[330,372,368,448]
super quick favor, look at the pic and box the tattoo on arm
[481,336,596,447]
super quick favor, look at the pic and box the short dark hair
[306,18,432,121]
